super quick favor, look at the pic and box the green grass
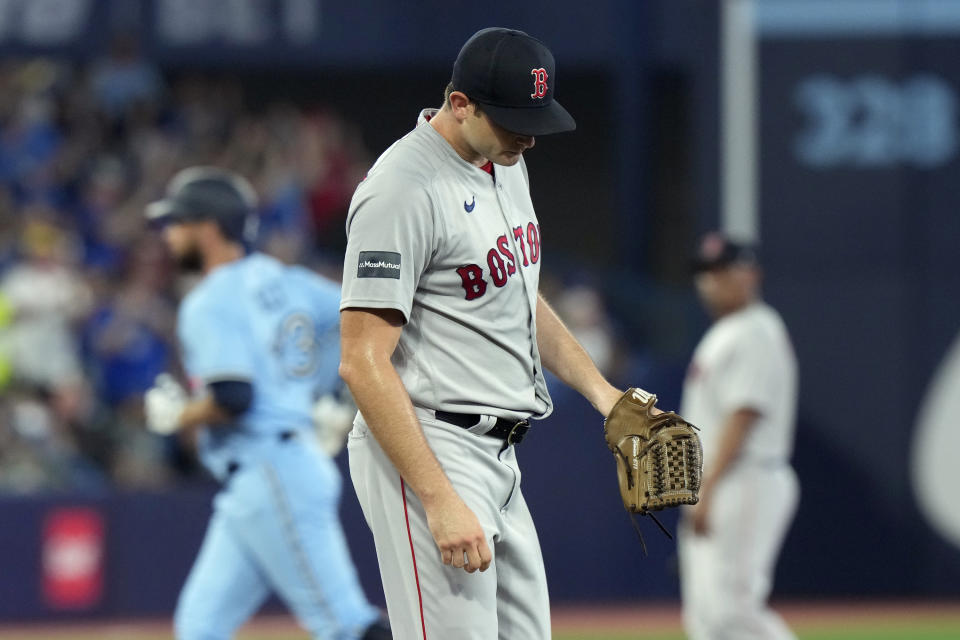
[553,630,960,640]
[799,628,960,640]
[555,634,681,640]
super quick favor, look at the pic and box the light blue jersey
[178,252,341,480]
[171,252,381,640]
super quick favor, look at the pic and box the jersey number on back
[274,312,319,378]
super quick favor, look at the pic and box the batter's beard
[175,246,204,273]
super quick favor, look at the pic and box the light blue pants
[174,437,379,640]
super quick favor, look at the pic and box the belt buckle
[506,420,529,446]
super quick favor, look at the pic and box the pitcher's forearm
[535,294,622,415]
[341,357,457,506]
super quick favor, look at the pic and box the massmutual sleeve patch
[357,251,402,279]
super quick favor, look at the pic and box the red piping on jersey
[401,478,428,639]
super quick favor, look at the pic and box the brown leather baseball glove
[604,388,702,550]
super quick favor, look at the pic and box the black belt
[434,411,530,446]
[225,430,297,478]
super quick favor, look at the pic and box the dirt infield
[0,600,958,638]
[553,599,960,633]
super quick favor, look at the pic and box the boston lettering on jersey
[457,222,540,300]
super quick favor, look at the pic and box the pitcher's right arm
[339,307,491,573]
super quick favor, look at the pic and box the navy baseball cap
[692,232,759,273]
[452,27,576,137]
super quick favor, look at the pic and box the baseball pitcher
[338,28,685,639]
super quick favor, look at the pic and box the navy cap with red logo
[451,27,576,137]
[692,232,760,273]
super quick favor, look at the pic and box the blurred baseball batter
[143,167,390,640]
[339,28,655,639]
[678,233,799,640]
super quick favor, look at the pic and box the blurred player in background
[143,167,390,640]
[678,232,799,640]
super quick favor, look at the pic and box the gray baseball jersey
[680,301,798,470]
[340,109,552,421]
[344,109,558,639]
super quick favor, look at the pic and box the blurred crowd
[0,41,371,493]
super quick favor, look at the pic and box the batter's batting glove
[145,373,187,435]
[312,392,357,457]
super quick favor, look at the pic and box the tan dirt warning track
[552,600,960,632]
[0,600,958,637]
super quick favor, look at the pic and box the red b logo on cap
[530,68,548,99]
